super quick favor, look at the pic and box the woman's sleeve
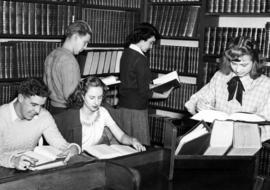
[185,72,218,114]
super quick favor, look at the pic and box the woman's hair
[65,20,92,38]
[18,78,50,98]
[125,22,161,46]
[67,77,107,108]
[220,36,263,79]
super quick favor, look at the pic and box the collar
[129,44,144,56]
[9,98,20,121]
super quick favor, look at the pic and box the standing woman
[118,23,173,145]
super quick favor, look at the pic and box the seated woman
[53,76,145,152]
[185,36,270,141]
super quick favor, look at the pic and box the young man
[43,20,92,115]
[0,79,80,170]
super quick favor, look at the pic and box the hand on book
[196,98,215,112]
[58,145,80,163]
[11,154,38,170]
[131,138,146,152]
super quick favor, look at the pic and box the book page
[23,151,53,166]
[29,160,66,171]
[175,123,208,155]
[152,71,180,85]
[204,120,234,155]
[191,110,229,123]
[110,144,138,156]
[34,146,64,160]
[227,122,261,156]
[84,144,122,159]
[228,112,265,122]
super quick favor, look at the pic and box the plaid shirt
[185,71,270,141]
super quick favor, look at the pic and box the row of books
[0,41,61,79]
[204,27,266,56]
[82,0,141,8]
[0,1,79,36]
[82,8,139,44]
[148,114,167,146]
[202,61,220,84]
[150,45,199,75]
[0,83,19,105]
[175,120,261,156]
[258,145,270,176]
[206,0,270,13]
[149,83,197,111]
[82,50,123,76]
[150,0,200,2]
[104,88,118,106]
[147,5,200,38]
[265,22,270,59]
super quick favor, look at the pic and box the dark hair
[67,77,107,108]
[18,78,50,98]
[220,36,263,79]
[125,22,161,46]
[65,20,92,38]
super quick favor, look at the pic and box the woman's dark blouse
[119,48,153,110]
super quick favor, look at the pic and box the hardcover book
[151,71,181,93]
[23,145,66,171]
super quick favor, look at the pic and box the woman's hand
[196,99,215,112]
[131,138,146,152]
[11,155,38,170]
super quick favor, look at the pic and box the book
[151,71,181,93]
[83,144,138,159]
[191,110,266,123]
[227,122,261,156]
[22,145,66,171]
[100,75,121,86]
[175,121,211,155]
[204,120,234,155]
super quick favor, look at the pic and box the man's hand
[11,155,38,170]
[58,145,80,163]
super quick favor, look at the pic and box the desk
[0,155,140,190]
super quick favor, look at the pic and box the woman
[118,22,173,145]
[185,36,270,141]
[53,77,145,152]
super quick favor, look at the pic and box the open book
[83,144,138,159]
[100,76,121,86]
[191,110,266,123]
[227,122,261,156]
[23,146,66,170]
[204,120,234,155]
[175,121,211,155]
[151,71,181,93]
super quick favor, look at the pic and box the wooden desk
[0,155,140,190]
[163,118,259,190]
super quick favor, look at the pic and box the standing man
[43,20,92,115]
[0,78,80,170]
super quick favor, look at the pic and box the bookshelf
[0,0,81,106]
[143,0,204,116]
[199,0,270,87]
[78,0,143,107]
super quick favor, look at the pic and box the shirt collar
[10,98,19,121]
[129,44,145,56]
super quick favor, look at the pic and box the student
[0,79,80,170]
[118,22,173,145]
[43,20,92,115]
[53,77,146,152]
[185,36,270,141]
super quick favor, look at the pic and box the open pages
[84,144,138,159]
[191,110,265,123]
[23,146,66,170]
[151,71,181,93]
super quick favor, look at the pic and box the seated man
[0,79,80,170]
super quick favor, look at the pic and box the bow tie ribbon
[227,76,245,105]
